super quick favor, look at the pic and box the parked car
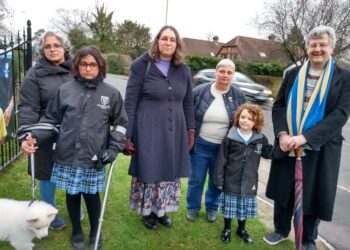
[192,69,272,103]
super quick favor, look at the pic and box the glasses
[44,43,63,50]
[159,36,177,43]
[308,43,330,49]
[79,62,98,70]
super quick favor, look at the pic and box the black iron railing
[0,20,32,170]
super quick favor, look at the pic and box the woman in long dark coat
[18,31,73,229]
[264,25,350,249]
[124,25,195,229]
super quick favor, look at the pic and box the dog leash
[13,123,59,205]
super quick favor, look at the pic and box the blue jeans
[186,137,222,212]
[40,180,57,207]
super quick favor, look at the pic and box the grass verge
[0,155,294,249]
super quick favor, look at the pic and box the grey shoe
[263,231,288,245]
[206,210,217,222]
[186,209,197,221]
[303,242,317,250]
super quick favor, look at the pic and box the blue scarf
[286,58,334,156]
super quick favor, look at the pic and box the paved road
[107,74,350,250]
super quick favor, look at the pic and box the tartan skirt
[51,163,105,195]
[221,193,257,220]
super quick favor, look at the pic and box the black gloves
[101,148,117,165]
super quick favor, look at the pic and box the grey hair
[306,25,336,48]
[37,31,71,57]
[216,58,235,71]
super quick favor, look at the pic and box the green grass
[0,155,294,249]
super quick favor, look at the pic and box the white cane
[94,160,117,250]
[30,152,36,201]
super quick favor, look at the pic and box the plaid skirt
[221,193,257,220]
[129,177,180,217]
[51,163,105,195]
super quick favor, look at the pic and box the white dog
[0,199,58,250]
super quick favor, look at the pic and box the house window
[259,52,267,57]
[231,53,237,60]
[221,53,227,59]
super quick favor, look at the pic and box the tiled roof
[221,36,290,64]
[182,37,223,57]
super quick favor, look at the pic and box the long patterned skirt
[129,177,181,217]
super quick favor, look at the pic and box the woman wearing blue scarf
[264,26,350,250]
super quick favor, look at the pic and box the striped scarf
[286,58,334,156]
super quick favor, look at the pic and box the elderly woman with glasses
[18,31,73,230]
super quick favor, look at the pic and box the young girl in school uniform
[214,102,273,245]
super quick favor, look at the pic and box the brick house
[216,36,291,66]
[182,36,223,57]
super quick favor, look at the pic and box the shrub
[107,53,132,75]
[186,55,219,75]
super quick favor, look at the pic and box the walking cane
[13,123,59,202]
[94,159,117,250]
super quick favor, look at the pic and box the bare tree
[49,8,91,36]
[258,0,350,64]
[0,0,9,36]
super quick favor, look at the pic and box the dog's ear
[27,218,39,223]
[47,207,58,218]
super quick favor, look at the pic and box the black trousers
[273,192,320,244]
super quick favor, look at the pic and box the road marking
[257,196,335,250]
[338,185,350,193]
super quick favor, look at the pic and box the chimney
[212,35,219,46]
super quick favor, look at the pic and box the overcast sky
[9,0,265,43]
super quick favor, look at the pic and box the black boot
[143,213,158,230]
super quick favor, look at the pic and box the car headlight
[239,87,260,94]
[263,89,272,95]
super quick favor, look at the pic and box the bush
[107,53,132,75]
[186,55,219,75]
[246,62,284,77]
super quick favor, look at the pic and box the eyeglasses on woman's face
[79,62,99,70]
[44,43,63,50]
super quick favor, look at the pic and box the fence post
[26,20,32,71]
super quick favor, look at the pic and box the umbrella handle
[296,147,302,158]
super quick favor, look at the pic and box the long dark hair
[72,46,106,80]
[148,25,184,66]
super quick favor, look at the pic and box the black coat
[18,57,73,180]
[36,79,128,168]
[266,65,350,221]
[214,127,273,197]
[125,53,195,183]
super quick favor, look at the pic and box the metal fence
[0,20,32,171]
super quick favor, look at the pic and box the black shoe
[157,214,172,228]
[143,214,158,230]
[221,229,231,244]
[89,234,102,250]
[70,233,85,250]
[237,229,253,244]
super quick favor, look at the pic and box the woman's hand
[188,129,195,150]
[21,133,38,155]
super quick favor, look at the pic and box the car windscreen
[233,72,255,83]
